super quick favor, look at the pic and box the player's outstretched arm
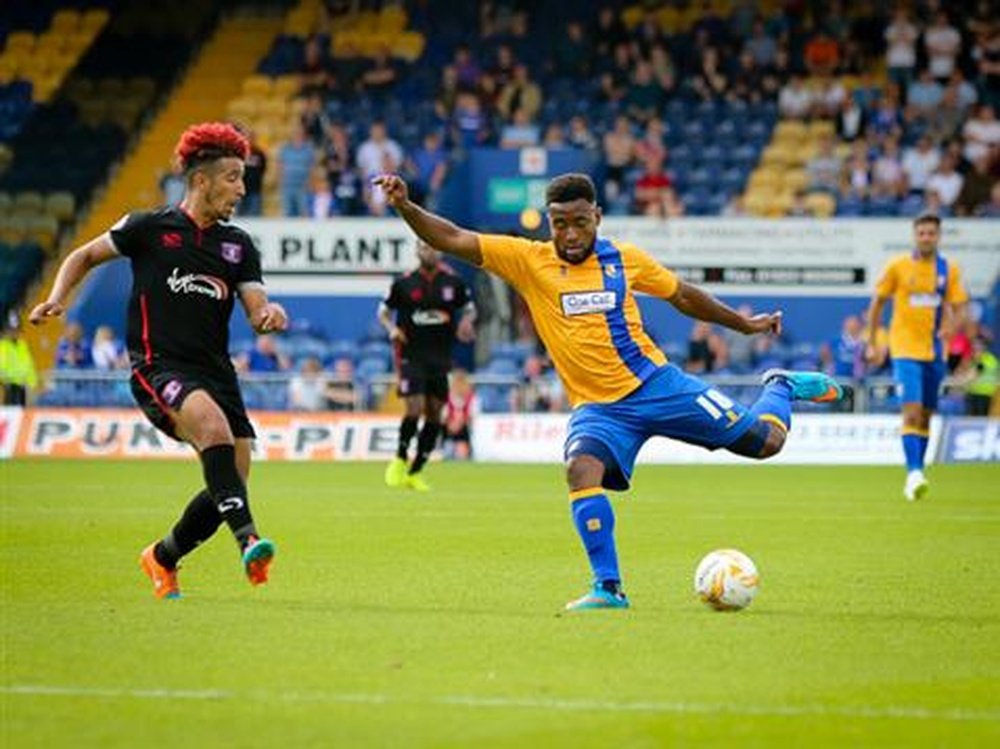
[373,174,483,266]
[29,234,119,325]
[668,281,782,336]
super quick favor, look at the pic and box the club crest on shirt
[161,379,183,406]
[221,242,243,264]
[442,285,454,302]
[161,232,183,249]
[604,264,618,278]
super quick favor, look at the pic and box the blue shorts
[564,364,754,492]
[893,358,945,410]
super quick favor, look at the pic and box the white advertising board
[472,413,943,466]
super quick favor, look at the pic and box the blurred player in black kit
[30,122,288,599]
[379,240,475,491]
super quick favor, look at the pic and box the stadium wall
[2,407,998,465]
[67,217,1000,347]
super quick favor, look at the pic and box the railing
[28,369,972,415]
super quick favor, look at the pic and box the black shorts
[397,360,449,401]
[130,360,255,441]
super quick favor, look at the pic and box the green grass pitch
[2,458,999,748]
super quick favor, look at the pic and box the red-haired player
[31,122,287,599]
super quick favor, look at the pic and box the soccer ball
[694,549,760,611]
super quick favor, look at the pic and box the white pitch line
[3,685,998,723]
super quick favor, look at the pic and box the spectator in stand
[812,73,847,118]
[543,122,567,149]
[356,121,403,183]
[435,65,460,117]
[288,357,332,411]
[869,86,904,136]
[830,315,865,379]
[405,130,449,209]
[926,152,965,207]
[360,45,398,102]
[309,166,334,218]
[688,46,729,102]
[239,129,267,217]
[786,190,813,217]
[685,321,719,374]
[980,181,1000,216]
[947,69,980,111]
[835,95,868,142]
[633,155,673,216]
[322,122,361,216]
[975,23,1000,112]
[906,68,944,119]
[928,86,968,143]
[55,322,91,369]
[872,136,907,197]
[452,44,481,90]
[299,35,332,96]
[804,27,840,76]
[490,44,517,89]
[442,368,475,459]
[807,135,843,193]
[947,319,976,374]
[954,155,998,215]
[885,6,920,89]
[598,42,632,105]
[840,152,871,200]
[962,104,1000,163]
[744,19,778,68]
[497,63,542,123]
[721,304,756,372]
[91,325,126,370]
[566,115,598,152]
[299,93,330,147]
[242,334,290,373]
[330,38,366,98]
[500,107,541,149]
[633,116,667,167]
[778,74,813,120]
[729,50,767,104]
[625,59,664,123]
[648,42,677,99]
[592,6,629,62]
[959,336,999,416]
[924,11,962,83]
[902,135,941,194]
[551,20,590,79]
[326,357,356,411]
[920,188,951,217]
[521,354,562,412]
[159,165,185,206]
[277,122,316,217]
[451,90,490,150]
[602,114,636,202]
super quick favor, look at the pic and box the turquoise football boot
[564,584,630,611]
[761,369,844,403]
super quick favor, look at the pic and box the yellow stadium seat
[226,96,260,120]
[621,6,644,30]
[0,190,12,214]
[81,9,110,32]
[242,74,273,97]
[272,75,300,98]
[773,120,807,144]
[743,192,772,217]
[782,169,809,193]
[747,169,782,191]
[0,214,28,245]
[4,31,36,55]
[767,192,794,217]
[760,144,795,168]
[50,9,83,34]
[804,192,836,218]
[258,97,289,119]
[45,192,77,222]
[26,214,60,252]
[13,191,44,214]
[808,120,836,139]
[654,6,682,33]
[391,31,425,62]
[378,6,408,33]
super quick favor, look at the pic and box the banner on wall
[236,217,999,298]
[12,409,402,461]
[0,407,22,459]
[471,413,945,466]
[600,218,1000,297]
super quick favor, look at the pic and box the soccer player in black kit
[379,240,475,491]
[30,122,288,599]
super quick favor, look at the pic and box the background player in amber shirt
[376,171,844,611]
[866,214,968,501]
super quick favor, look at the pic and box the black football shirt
[383,264,471,369]
[109,206,263,371]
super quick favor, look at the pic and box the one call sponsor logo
[560,290,617,317]
[938,419,1000,463]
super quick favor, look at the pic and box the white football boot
[903,470,929,502]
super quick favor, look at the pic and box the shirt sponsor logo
[442,286,454,301]
[161,232,183,249]
[560,290,617,316]
[909,292,942,308]
[221,242,243,264]
[166,267,230,300]
[412,309,450,326]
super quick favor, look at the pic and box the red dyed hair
[174,122,250,171]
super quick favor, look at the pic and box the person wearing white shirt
[356,121,403,180]
[961,104,1000,163]
[926,153,964,206]
[778,75,813,119]
[902,136,941,193]
[924,11,962,82]
[885,8,919,85]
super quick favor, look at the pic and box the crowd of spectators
[222,2,1000,219]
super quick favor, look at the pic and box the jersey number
[695,389,735,420]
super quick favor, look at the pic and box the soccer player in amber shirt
[375,171,844,611]
[31,122,288,599]
[867,214,968,501]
